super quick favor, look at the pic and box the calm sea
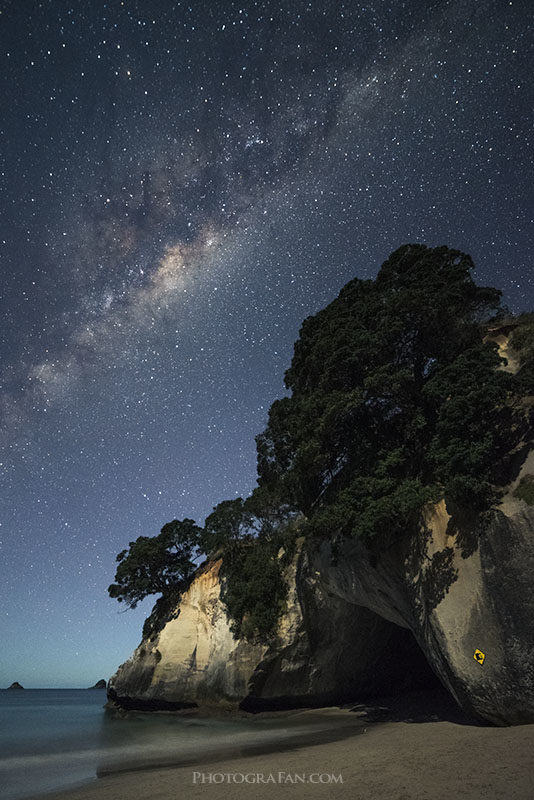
[0,689,363,800]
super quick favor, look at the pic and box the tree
[108,518,202,609]
[200,498,253,555]
[198,493,297,642]
[256,244,522,541]
[220,536,290,642]
[108,245,532,643]
[200,490,297,555]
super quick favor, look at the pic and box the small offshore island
[1,0,532,793]
[31,247,534,800]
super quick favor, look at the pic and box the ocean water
[0,689,363,800]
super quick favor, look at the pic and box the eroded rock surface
[109,473,534,724]
[108,559,265,710]
[109,329,534,725]
[308,495,534,725]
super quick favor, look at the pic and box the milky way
[0,0,532,686]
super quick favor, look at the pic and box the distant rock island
[88,679,106,689]
[7,682,24,690]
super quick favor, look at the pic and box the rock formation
[108,552,437,713]
[88,679,107,689]
[109,326,534,725]
[304,486,534,726]
[7,682,24,690]
[109,560,265,710]
[109,459,534,725]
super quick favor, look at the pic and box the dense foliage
[109,245,532,642]
[220,533,294,642]
[200,495,298,641]
[256,244,524,541]
[108,518,201,608]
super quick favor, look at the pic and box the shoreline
[31,690,534,800]
[96,706,367,778]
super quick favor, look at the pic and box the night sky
[1,0,532,688]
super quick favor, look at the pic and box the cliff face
[109,465,534,723]
[109,330,534,724]
[303,423,534,726]
[308,494,534,725]
[108,559,266,709]
[241,546,437,711]
[108,548,437,711]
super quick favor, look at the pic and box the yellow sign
[473,649,485,665]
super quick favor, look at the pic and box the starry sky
[0,0,532,688]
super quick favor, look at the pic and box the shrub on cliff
[220,536,291,642]
[108,518,202,609]
[200,492,298,642]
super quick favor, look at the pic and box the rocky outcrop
[109,455,534,725]
[7,682,24,690]
[88,679,106,689]
[108,551,437,713]
[108,560,266,710]
[307,496,534,726]
[240,542,437,712]
[109,330,534,725]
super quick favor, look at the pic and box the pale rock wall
[109,326,534,723]
[307,493,534,725]
[109,472,534,724]
[109,546,437,712]
[108,560,266,709]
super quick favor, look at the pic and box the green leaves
[109,244,532,644]
[220,536,290,643]
[423,344,517,507]
[107,518,201,609]
[255,243,525,541]
[201,498,252,555]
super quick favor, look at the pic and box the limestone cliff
[302,327,534,726]
[307,489,534,726]
[109,480,534,724]
[109,326,534,725]
[108,559,265,709]
[108,549,435,711]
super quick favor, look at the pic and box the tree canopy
[108,518,201,608]
[109,244,532,642]
[256,244,524,542]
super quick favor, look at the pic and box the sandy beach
[35,691,534,800]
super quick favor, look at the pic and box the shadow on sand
[348,687,485,726]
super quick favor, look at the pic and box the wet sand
[35,691,534,800]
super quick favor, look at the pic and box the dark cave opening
[240,603,448,714]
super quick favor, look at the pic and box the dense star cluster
[0,0,532,686]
